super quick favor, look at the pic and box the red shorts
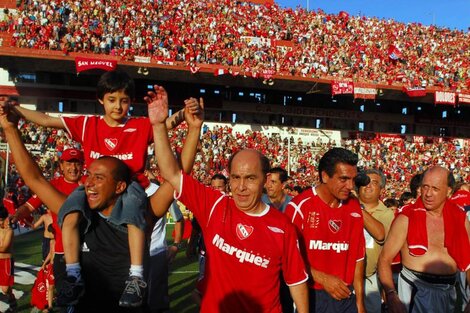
[0,258,14,286]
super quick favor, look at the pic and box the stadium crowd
[1,0,469,90]
[2,120,468,206]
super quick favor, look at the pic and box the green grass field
[11,224,199,313]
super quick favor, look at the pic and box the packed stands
[3,120,467,203]
[1,0,469,91]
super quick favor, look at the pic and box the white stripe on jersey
[287,197,310,227]
[81,116,88,142]
[207,194,225,227]
[60,115,75,141]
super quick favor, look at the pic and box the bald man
[147,86,309,313]
[378,167,470,313]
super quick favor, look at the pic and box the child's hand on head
[145,85,169,125]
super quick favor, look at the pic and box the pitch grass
[13,224,199,313]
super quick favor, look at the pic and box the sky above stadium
[277,0,470,31]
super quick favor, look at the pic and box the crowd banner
[240,36,273,47]
[134,56,151,63]
[214,68,228,76]
[403,86,427,97]
[332,81,354,96]
[75,57,117,73]
[354,82,377,100]
[388,44,403,60]
[458,93,470,104]
[434,91,456,106]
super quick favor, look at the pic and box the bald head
[228,149,270,176]
[420,166,454,212]
[228,149,271,214]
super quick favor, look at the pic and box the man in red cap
[13,148,84,312]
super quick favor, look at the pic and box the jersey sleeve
[352,208,366,262]
[175,172,226,225]
[285,197,305,232]
[61,115,87,143]
[25,194,43,211]
[282,221,309,286]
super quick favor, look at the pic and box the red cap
[60,148,84,162]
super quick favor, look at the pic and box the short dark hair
[293,186,304,194]
[384,198,400,209]
[399,191,413,206]
[268,167,288,183]
[318,148,358,183]
[96,71,135,100]
[98,156,131,185]
[447,172,456,190]
[409,173,423,198]
[228,149,270,176]
[211,173,227,184]
[0,207,8,219]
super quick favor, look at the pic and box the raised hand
[184,97,204,129]
[145,85,169,125]
[0,95,17,116]
[0,97,19,129]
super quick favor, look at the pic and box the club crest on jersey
[328,220,342,233]
[236,223,253,240]
[104,138,118,151]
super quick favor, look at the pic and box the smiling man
[262,167,292,213]
[147,87,309,313]
[2,119,143,312]
[0,109,145,313]
[357,169,394,313]
[285,147,366,313]
[12,148,84,311]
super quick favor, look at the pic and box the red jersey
[26,176,81,254]
[61,115,153,175]
[285,187,365,290]
[451,190,470,210]
[177,172,308,313]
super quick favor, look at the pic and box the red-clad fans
[3,0,469,91]
[1,118,469,203]
[149,88,309,313]
[0,209,17,312]
[451,182,470,211]
[11,147,84,312]
[285,147,366,313]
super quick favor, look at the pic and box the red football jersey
[285,187,365,289]
[62,115,153,175]
[451,189,470,210]
[26,176,81,254]
[176,172,308,313]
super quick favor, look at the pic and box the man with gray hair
[358,169,394,312]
